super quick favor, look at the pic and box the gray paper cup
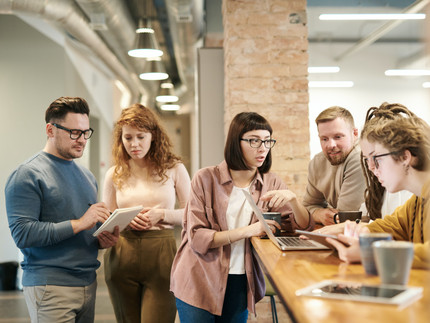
[359,232,392,275]
[373,240,414,285]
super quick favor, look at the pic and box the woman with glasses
[326,104,430,269]
[102,104,191,322]
[170,112,313,322]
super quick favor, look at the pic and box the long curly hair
[111,104,181,189]
[360,102,417,219]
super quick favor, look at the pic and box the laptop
[242,190,329,251]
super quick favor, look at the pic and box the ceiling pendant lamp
[128,18,163,58]
[139,57,169,81]
[156,82,179,103]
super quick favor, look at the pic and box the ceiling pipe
[0,0,145,104]
[164,0,204,104]
[335,0,430,61]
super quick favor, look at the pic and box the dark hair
[112,104,181,189]
[45,97,90,123]
[224,112,273,173]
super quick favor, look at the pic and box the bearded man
[303,106,365,226]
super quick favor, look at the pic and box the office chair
[264,275,278,323]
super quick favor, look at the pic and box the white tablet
[93,205,143,237]
[296,280,423,305]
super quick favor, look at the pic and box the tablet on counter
[295,280,423,306]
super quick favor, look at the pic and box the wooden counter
[251,237,430,323]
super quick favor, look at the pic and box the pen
[88,203,112,215]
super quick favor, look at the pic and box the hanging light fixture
[139,57,169,81]
[128,18,163,58]
[156,81,179,103]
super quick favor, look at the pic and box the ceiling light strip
[308,66,340,74]
[385,69,430,76]
[319,13,426,21]
[309,81,354,88]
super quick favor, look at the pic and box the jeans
[176,274,248,323]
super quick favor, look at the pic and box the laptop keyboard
[278,237,316,247]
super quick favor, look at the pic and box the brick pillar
[223,0,309,195]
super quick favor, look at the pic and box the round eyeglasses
[52,123,94,140]
[363,151,399,169]
[240,138,276,149]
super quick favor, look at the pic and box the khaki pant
[23,280,97,323]
[104,229,177,323]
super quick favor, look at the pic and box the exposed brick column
[222,0,310,195]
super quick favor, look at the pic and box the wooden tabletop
[251,237,430,323]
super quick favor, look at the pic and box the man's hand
[71,202,111,234]
[97,226,120,249]
[312,208,337,226]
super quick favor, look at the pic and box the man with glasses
[303,106,366,226]
[5,97,119,322]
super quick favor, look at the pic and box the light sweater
[102,162,190,229]
[303,145,366,215]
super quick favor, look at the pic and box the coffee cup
[372,240,414,285]
[263,212,281,236]
[359,232,392,275]
[333,211,362,224]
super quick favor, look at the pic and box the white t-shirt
[360,190,413,219]
[226,186,253,274]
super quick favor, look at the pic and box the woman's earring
[404,164,410,175]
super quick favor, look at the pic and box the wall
[0,15,114,263]
[223,0,310,196]
[308,42,430,158]
[198,48,225,168]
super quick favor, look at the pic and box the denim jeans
[176,274,248,323]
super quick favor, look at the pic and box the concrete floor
[0,251,290,323]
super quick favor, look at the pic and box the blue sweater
[5,151,100,287]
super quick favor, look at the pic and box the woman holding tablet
[170,112,313,322]
[102,104,191,322]
[327,104,430,269]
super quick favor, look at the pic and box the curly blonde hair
[360,103,416,219]
[111,104,181,189]
[361,103,430,219]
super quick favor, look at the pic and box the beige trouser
[23,280,97,323]
[104,229,177,323]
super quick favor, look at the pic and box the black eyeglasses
[363,151,398,169]
[241,138,276,149]
[51,123,94,140]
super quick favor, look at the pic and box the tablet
[295,230,347,249]
[296,280,423,305]
[93,205,143,237]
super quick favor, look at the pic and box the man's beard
[326,150,348,166]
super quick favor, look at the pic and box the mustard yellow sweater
[368,180,430,269]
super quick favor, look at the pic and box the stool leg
[270,295,278,323]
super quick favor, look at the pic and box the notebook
[92,205,143,237]
[242,190,329,251]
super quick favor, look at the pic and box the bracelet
[227,231,231,244]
